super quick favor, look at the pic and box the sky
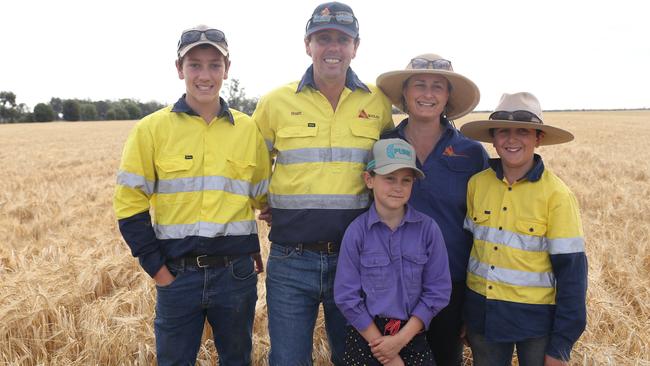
[2,0,648,112]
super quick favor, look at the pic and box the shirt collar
[489,153,545,183]
[394,116,455,139]
[366,202,422,230]
[296,65,370,93]
[171,94,235,124]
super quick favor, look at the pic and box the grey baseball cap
[366,139,425,178]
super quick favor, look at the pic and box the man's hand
[460,323,469,346]
[545,354,569,366]
[252,252,264,273]
[153,265,175,287]
[257,205,272,225]
[370,335,406,364]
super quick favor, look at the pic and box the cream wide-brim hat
[376,53,480,120]
[460,92,574,146]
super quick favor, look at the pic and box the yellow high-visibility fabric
[465,167,584,305]
[253,81,393,201]
[113,106,270,234]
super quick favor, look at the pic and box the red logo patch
[320,7,331,16]
[358,109,369,119]
[443,145,468,157]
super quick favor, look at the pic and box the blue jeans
[467,328,548,366]
[154,256,257,366]
[266,243,346,366]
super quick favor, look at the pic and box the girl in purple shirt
[334,139,452,366]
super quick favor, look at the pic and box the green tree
[123,101,142,120]
[0,91,19,123]
[223,79,258,115]
[49,97,63,119]
[33,103,55,122]
[105,107,128,120]
[80,104,98,121]
[62,99,81,121]
[93,100,110,120]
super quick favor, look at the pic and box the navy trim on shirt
[488,154,545,183]
[171,94,235,124]
[296,65,370,93]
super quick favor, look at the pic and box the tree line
[0,79,258,124]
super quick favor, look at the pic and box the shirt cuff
[411,303,435,330]
[138,250,166,278]
[350,311,375,332]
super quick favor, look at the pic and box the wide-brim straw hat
[460,92,574,145]
[376,53,480,120]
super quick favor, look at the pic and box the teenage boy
[113,25,270,366]
[252,2,393,365]
[459,92,587,366]
[335,138,451,366]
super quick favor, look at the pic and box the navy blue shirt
[381,117,488,282]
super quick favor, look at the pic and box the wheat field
[1,111,649,365]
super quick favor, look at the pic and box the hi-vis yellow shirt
[253,71,393,243]
[113,103,270,271]
[464,159,585,305]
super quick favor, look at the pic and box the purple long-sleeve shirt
[334,203,452,332]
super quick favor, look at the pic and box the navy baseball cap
[305,2,359,39]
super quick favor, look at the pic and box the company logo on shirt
[386,143,412,160]
[291,111,303,116]
[358,109,380,119]
[442,145,468,158]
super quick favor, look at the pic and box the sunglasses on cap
[178,29,227,50]
[409,58,453,71]
[489,110,542,123]
[310,11,356,25]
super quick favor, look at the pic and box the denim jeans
[467,328,549,366]
[154,256,257,366]
[266,243,346,366]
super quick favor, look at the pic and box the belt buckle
[196,255,208,268]
[327,242,335,254]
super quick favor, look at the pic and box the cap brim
[377,69,480,120]
[373,164,425,179]
[459,120,575,145]
[178,41,228,58]
[305,24,358,39]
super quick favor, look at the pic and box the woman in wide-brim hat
[377,53,489,365]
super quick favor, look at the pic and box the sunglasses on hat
[489,110,542,123]
[177,29,227,51]
[409,58,453,71]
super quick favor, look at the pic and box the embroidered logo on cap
[386,143,412,160]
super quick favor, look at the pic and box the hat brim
[459,120,574,145]
[373,164,425,179]
[376,69,479,120]
[305,24,358,39]
[178,41,228,58]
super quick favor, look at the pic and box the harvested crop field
[1,110,649,365]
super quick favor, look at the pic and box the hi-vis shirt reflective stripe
[253,80,393,209]
[113,106,270,239]
[464,166,585,305]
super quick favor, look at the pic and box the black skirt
[342,317,435,366]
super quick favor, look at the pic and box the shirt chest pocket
[349,123,379,150]
[225,157,257,182]
[156,155,193,179]
[360,254,393,293]
[276,125,319,150]
[402,253,428,287]
[515,220,547,237]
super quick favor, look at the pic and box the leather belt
[295,241,340,254]
[168,254,240,268]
